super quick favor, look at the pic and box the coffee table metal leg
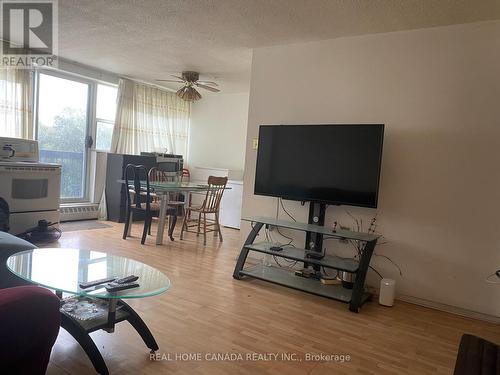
[103,299,117,333]
[60,313,109,375]
[119,300,159,352]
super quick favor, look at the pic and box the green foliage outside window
[38,108,86,199]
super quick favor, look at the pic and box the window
[34,70,118,202]
[36,72,91,201]
[95,84,118,151]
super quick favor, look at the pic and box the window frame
[94,82,118,152]
[33,68,118,203]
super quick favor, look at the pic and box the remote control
[105,282,140,292]
[115,275,139,284]
[270,246,283,251]
[79,277,116,289]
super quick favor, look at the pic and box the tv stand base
[233,216,378,313]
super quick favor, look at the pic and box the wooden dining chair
[180,176,227,245]
[149,167,186,216]
[122,164,177,244]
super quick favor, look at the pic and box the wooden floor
[46,221,500,375]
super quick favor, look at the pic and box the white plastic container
[379,278,396,307]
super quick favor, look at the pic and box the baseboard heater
[60,203,99,222]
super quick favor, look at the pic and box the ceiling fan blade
[156,79,184,83]
[197,81,218,86]
[196,83,220,92]
[171,75,185,81]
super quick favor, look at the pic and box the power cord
[369,266,383,279]
[321,267,339,278]
[373,253,403,277]
[265,227,297,268]
[275,227,295,247]
[279,197,296,222]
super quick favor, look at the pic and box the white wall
[242,21,500,317]
[189,93,249,176]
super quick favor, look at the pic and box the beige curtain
[110,78,190,156]
[0,68,32,139]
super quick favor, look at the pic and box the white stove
[0,137,61,234]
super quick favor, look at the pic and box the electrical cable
[279,197,296,222]
[373,253,403,277]
[266,227,297,268]
[272,198,296,247]
[273,255,284,267]
[321,267,338,278]
[320,258,340,279]
[369,266,383,279]
[272,254,296,268]
[276,227,294,246]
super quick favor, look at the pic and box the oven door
[0,165,61,212]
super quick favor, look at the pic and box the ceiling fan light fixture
[176,86,202,101]
[157,71,219,101]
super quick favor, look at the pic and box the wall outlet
[252,138,259,150]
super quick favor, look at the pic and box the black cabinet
[105,153,157,222]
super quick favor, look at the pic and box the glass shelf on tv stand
[239,264,371,305]
[243,242,360,273]
[242,216,380,242]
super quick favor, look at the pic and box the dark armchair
[0,231,60,374]
[0,285,61,374]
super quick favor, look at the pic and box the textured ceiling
[58,0,500,93]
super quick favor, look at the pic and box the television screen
[254,124,384,208]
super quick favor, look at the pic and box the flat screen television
[254,124,384,208]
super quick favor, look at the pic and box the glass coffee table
[7,247,170,375]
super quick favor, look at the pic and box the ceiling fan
[156,71,220,101]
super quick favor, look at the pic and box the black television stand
[233,206,379,312]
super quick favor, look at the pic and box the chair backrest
[149,167,179,183]
[201,176,228,213]
[181,168,190,183]
[124,164,151,210]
